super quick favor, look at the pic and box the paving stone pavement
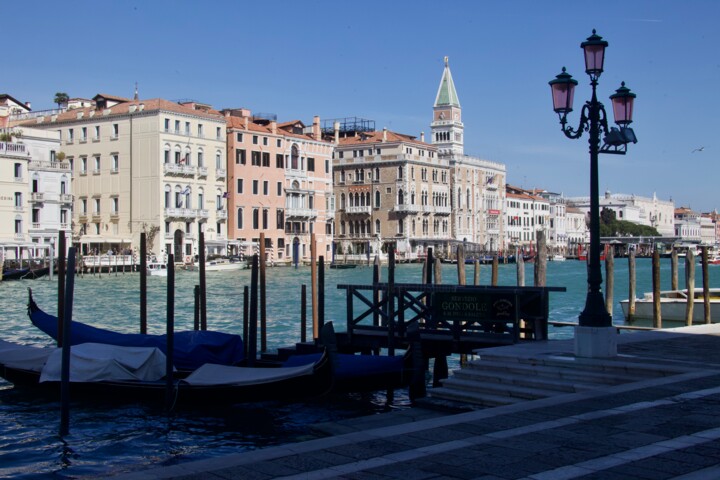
[115,325,720,480]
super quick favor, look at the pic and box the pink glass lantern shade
[609,82,636,125]
[581,30,608,77]
[549,68,578,114]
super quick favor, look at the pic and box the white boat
[620,288,720,325]
[551,254,566,262]
[204,259,246,272]
[147,261,168,276]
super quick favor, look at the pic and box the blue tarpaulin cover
[28,299,245,371]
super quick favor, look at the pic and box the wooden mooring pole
[311,233,318,341]
[165,254,175,411]
[652,248,662,328]
[701,246,711,324]
[457,244,466,285]
[243,286,249,358]
[248,255,258,366]
[56,232,66,347]
[685,250,695,326]
[260,232,267,352]
[516,247,525,287]
[300,284,307,343]
[140,232,147,334]
[199,232,207,331]
[534,231,547,287]
[193,285,200,331]
[628,249,636,321]
[318,255,325,332]
[671,248,679,291]
[59,247,76,437]
[604,246,614,316]
[473,260,480,285]
[491,253,499,286]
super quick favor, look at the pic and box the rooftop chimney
[420,131,425,142]
[312,115,320,141]
[382,127,387,142]
[270,120,277,135]
[334,121,340,144]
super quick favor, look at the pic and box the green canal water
[0,258,717,478]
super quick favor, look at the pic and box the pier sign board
[432,291,516,323]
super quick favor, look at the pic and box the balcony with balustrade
[30,192,44,203]
[216,209,227,222]
[286,207,317,219]
[393,204,420,214]
[164,207,197,219]
[215,168,226,179]
[196,209,210,220]
[28,160,71,172]
[345,205,372,216]
[197,166,208,177]
[435,205,452,215]
[163,163,196,177]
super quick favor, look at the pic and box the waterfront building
[225,109,334,264]
[567,191,675,236]
[699,212,716,246]
[332,121,447,259]
[19,94,228,260]
[430,57,506,253]
[22,127,72,251]
[0,136,31,259]
[504,185,550,253]
[0,94,30,129]
[674,207,702,244]
[535,190,567,255]
[566,206,589,255]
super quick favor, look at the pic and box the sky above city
[5,1,718,212]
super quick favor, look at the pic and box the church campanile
[431,56,464,156]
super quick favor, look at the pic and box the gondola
[328,263,357,269]
[27,289,245,371]
[0,339,332,406]
[2,266,49,281]
[282,348,413,392]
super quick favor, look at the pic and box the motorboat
[147,261,168,276]
[620,288,720,325]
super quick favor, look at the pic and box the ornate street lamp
[549,30,637,356]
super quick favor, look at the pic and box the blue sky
[5,1,719,212]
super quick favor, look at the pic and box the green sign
[432,292,515,323]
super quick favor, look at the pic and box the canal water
[0,258,717,478]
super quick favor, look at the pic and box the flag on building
[182,186,191,195]
[222,192,229,198]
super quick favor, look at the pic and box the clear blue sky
[5,1,719,212]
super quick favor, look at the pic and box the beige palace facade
[22,94,228,260]
[333,126,451,259]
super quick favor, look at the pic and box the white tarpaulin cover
[183,362,315,386]
[0,339,52,372]
[40,343,168,383]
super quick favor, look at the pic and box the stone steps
[429,351,686,408]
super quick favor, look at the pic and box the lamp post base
[574,325,617,358]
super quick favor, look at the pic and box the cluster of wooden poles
[609,246,714,328]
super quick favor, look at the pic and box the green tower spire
[434,56,460,107]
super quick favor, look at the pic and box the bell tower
[431,56,464,156]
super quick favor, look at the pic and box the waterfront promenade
[116,324,720,480]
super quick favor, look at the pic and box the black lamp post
[550,30,637,329]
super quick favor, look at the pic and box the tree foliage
[599,207,660,237]
[54,92,69,108]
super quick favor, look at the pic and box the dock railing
[337,283,566,354]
